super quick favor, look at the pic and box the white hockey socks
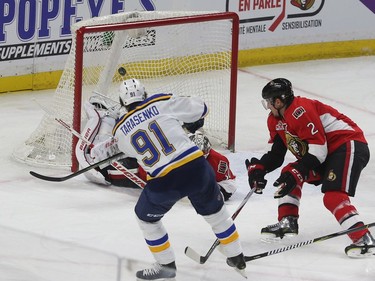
[203,206,243,258]
[137,218,175,265]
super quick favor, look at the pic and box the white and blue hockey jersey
[112,93,208,179]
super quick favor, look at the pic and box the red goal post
[13,11,239,171]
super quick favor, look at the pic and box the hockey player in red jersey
[188,131,237,201]
[246,78,374,257]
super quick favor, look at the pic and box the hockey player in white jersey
[92,78,246,280]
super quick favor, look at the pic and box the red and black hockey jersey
[267,96,367,163]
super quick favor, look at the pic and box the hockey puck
[118,67,126,76]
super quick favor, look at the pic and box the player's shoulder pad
[144,93,173,103]
[112,93,173,135]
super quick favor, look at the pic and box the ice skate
[136,262,176,281]
[261,216,298,242]
[226,253,247,278]
[345,232,375,258]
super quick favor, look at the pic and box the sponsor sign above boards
[0,0,374,82]
[232,0,375,47]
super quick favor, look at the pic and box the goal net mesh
[13,11,237,169]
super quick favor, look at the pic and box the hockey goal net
[13,11,239,171]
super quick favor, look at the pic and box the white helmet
[189,131,211,158]
[119,78,146,106]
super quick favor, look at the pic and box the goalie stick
[244,222,375,262]
[29,151,147,187]
[30,152,124,182]
[184,188,256,264]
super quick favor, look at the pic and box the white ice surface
[1,56,375,280]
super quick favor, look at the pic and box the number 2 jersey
[267,96,367,165]
[112,93,208,179]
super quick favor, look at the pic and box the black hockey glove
[273,162,307,199]
[183,118,204,134]
[245,157,267,194]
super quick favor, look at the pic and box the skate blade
[260,235,282,243]
[260,233,297,243]
[136,277,176,281]
[234,267,247,279]
[346,247,375,258]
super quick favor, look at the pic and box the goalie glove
[273,162,307,198]
[245,157,267,194]
[90,137,120,165]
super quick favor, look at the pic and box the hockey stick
[184,188,256,264]
[50,116,146,188]
[244,222,375,262]
[30,152,124,182]
[111,161,146,189]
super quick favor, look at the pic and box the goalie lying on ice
[75,95,143,188]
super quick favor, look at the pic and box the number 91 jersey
[112,93,208,179]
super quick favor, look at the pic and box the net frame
[13,11,239,171]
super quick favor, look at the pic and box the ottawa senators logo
[291,0,315,10]
[285,132,308,158]
[327,170,337,181]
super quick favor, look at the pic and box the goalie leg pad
[84,169,111,185]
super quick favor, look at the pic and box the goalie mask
[189,131,211,158]
[119,78,147,107]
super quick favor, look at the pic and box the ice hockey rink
[1,56,374,281]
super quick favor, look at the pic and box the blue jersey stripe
[145,233,169,246]
[216,224,237,239]
[148,147,203,178]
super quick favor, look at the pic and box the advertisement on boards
[230,0,375,48]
